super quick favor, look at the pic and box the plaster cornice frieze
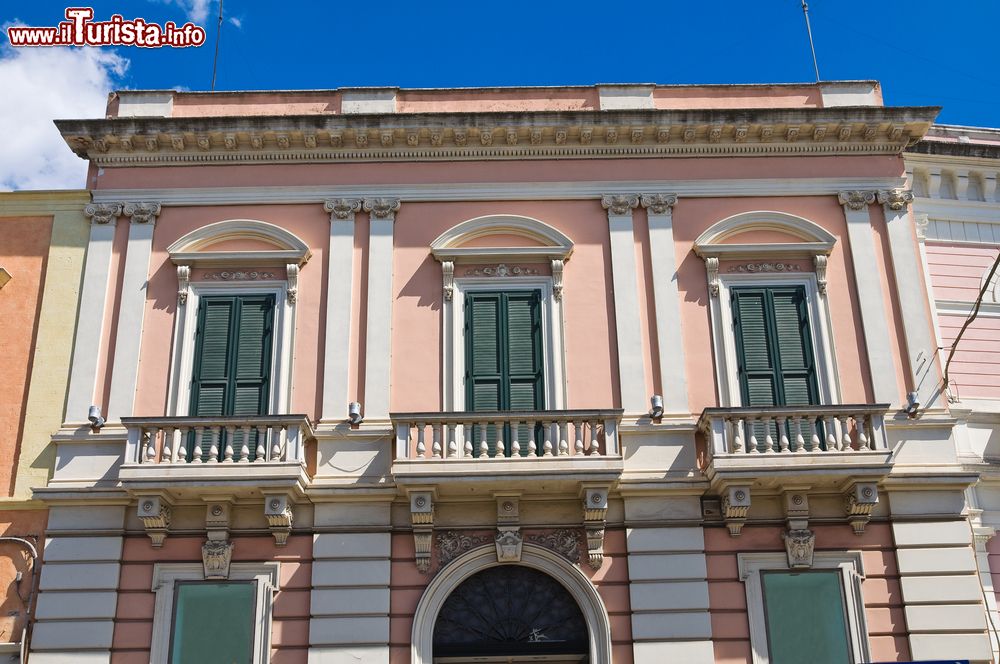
[56,106,939,167]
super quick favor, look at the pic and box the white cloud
[0,40,127,191]
[228,16,242,29]
[161,0,214,24]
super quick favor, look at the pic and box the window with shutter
[464,291,544,456]
[189,294,275,461]
[762,571,852,664]
[169,582,256,664]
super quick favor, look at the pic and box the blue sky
[2,0,999,189]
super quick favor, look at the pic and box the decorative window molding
[737,551,870,664]
[167,219,311,267]
[430,214,574,264]
[693,210,837,262]
[149,562,279,664]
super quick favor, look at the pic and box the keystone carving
[496,494,522,563]
[722,485,751,536]
[838,190,876,211]
[83,202,122,225]
[601,194,639,216]
[783,529,816,568]
[202,540,234,580]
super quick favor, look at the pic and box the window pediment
[431,214,573,264]
[694,211,836,260]
[168,219,311,267]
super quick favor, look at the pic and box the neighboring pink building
[27,82,992,663]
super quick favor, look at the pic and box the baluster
[731,418,745,454]
[825,417,838,451]
[463,422,473,458]
[808,417,821,452]
[270,425,284,461]
[777,416,789,453]
[222,425,235,462]
[143,429,156,463]
[478,422,488,459]
[158,427,171,463]
[574,421,584,456]
[495,421,506,458]
[192,426,205,463]
[558,420,569,456]
[589,420,602,456]
[208,427,220,462]
[447,423,458,458]
[542,421,553,457]
[256,425,266,462]
[415,422,426,459]
[433,423,443,459]
[239,425,251,462]
[763,417,775,453]
[510,419,521,458]
[748,417,759,453]
[839,416,853,451]
[792,418,805,453]
[527,420,537,457]
[177,427,190,463]
[857,414,871,450]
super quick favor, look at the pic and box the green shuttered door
[189,294,275,461]
[465,291,544,456]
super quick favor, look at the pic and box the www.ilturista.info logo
[6,7,207,48]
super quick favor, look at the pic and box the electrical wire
[942,249,1000,397]
[211,0,224,91]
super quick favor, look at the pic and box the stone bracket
[264,494,294,546]
[782,488,814,568]
[408,488,435,573]
[495,493,522,563]
[137,494,172,548]
[581,486,609,569]
[202,539,234,580]
[722,485,751,536]
[844,482,878,535]
[204,497,234,541]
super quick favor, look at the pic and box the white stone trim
[644,200,689,413]
[106,219,155,421]
[89,177,907,207]
[167,219,311,267]
[882,203,947,410]
[321,202,359,421]
[738,551,870,664]
[64,220,117,424]
[710,272,840,408]
[149,562,279,664]
[693,210,837,260]
[446,277,566,411]
[605,200,650,414]
[841,200,902,407]
[430,214,574,263]
[166,282,294,418]
[936,299,1000,318]
[363,203,397,419]
[410,544,612,664]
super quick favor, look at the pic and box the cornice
[57,106,939,167]
[908,139,1000,161]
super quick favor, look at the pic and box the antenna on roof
[800,1,821,82]
[211,0,224,91]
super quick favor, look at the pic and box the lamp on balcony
[348,401,364,425]
[88,405,105,432]
[649,395,664,420]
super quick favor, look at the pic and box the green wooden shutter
[189,294,275,461]
[762,571,852,664]
[170,582,255,664]
[465,291,544,457]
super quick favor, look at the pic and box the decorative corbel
[722,485,751,536]
[442,260,455,301]
[600,194,639,216]
[551,259,564,301]
[123,201,161,225]
[409,489,434,573]
[83,202,122,225]
[137,495,171,548]
[286,263,299,304]
[782,489,814,568]
[877,188,914,212]
[205,499,233,538]
[264,494,294,546]
[581,486,609,569]
[813,255,828,295]
[495,494,522,563]
[706,257,720,298]
[176,265,191,305]
[844,482,878,535]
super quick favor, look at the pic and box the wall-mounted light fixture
[88,405,105,431]
[905,391,920,419]
[348,402,363,425]
[649,395,664,420]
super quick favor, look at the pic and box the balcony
[118,415,314,498]
[697,403,893,488]
[391,409,624,492]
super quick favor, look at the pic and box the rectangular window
[169,582,256,664]
[464,290,544,456]
[762,571,852,664]
[189,294,275,460]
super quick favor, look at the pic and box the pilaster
[602,194,649,413]
[362,198,400,420]
[321,198,361,421]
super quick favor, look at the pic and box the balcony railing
[392,410,623,461]
[698,404,890,459]
[122,415,313,465]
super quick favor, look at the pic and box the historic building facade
[906,124,1000,661]
[26,82,994,663]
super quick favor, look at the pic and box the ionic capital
[363,197,401,220]
[123,201,161,225]
[640,193,678,215]
[83,202,122,225]
[601,194,639,216]
[877,188,914,212]
[324,197,362,221]
[837,190,876,212]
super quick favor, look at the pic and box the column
[893,519,992,662]
[309,501,391,663]
[878,189,946,410]
[31,506,126,664]
[64,203,121,424]
[838,191,901,407]
[625,496,714,663]
[602,194,649,414]
[106,202,160,421]
[321,198,361,421]
[972,526,1000,661]
[362,198,400,420]
[641,194,688,414]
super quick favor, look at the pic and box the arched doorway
[433,565,589,662]
[410,545,612,664]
